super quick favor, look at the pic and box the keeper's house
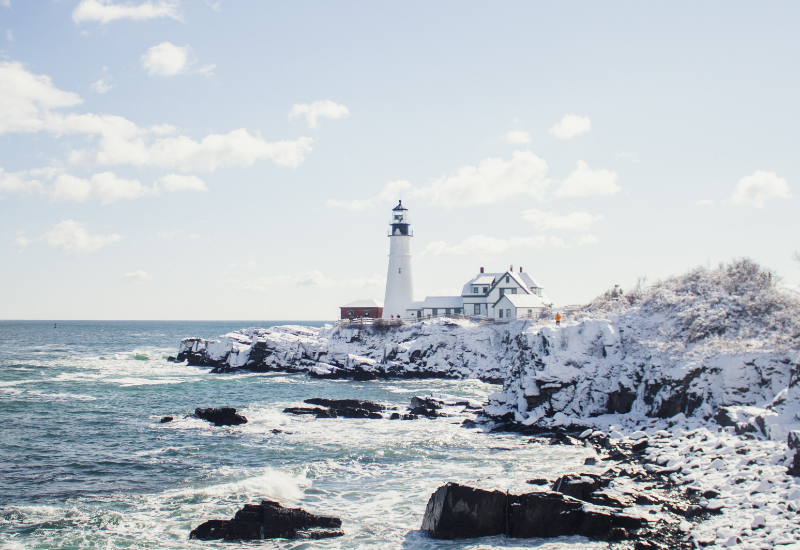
[406,265,552,320]
[340,299,383,320]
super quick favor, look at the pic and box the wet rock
[409,396,443,418]
[549,432,580,445]
[390,412,418,420]
[166,356,178,362]
[283,407,327,416]
[584,457,598,466]
[195,407,248,426]
[421,483,644,541]
[190,500,343,541]
[160,416,173,423]
[304,398,386,412]
[526,478,550,485]
[352,366,377,381]
[551,473,611,501]
[421,483,508,539]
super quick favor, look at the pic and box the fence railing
[334,310,554,328]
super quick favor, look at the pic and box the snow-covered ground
[177,259,800,549]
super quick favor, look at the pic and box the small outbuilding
[340,299,383,320]
[494,293,547,320]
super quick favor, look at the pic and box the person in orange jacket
[555,312,562,326]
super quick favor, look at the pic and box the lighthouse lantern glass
[391,211,408,224]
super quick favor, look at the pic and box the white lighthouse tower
[382,201,414,319]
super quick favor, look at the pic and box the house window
[348,310,354,318]
[483,286,488,293]
[505,275,510,283]
[499,288,505,296]
[473,287,479,293]
[474,304,480,314]
[364,310,370,317]
[445,308,451,315]
[511,288,517,294]
[499,309,504,318]
[506,309,511,318]
[432,308,438,315]
[527,309,532,315]
[455,308,462,314]
[417,310,422,317]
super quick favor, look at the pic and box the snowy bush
[585,258,800,345]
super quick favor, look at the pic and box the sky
[1,0,798,320]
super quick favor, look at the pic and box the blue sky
[1,0,798,320]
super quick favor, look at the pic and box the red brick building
[340,299,384,320]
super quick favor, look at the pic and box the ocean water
[0,321,602,550]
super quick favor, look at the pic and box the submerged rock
[421,482,644,541]
[160,416,173,423]
[190,500,343,541]
[195,407,248,426]
[304,398,386,412]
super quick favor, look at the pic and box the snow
[174,259,800,549]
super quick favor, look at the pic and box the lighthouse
[382,201,414,319]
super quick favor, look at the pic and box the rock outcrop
[195,407,248,426]
[190,500,343,541]
[421,483,643,541]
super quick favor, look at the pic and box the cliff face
[483,259,800,441]
[177,260,800,439]
[177,320,510,382]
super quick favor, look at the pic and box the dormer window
[473,286,479,294]
[483,286,488,293]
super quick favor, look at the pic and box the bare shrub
[584,258,800,345]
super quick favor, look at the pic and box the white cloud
[90,77,115,94]
[0,61,83,134]
[196,63,215,77]
[549,114,591,139]
[327,180,412,210]
[156,229,198,240]
[7,29,14,42]
[141,42,190,77]
[47,171,206,203]
[123,269,153,284]
[328,151,550,210]
[696,199,714,206]
[420,233,598,258]
[153,173,207,193]
[729,170,791,208]
[0,167,44,196]
[26,220,123,254]
[521,209,603,232]
[72,0,182,24]
[0,62,314,171]
[289,100,350,129]
[0,1,10,8]
[241,270,385,292]
[415,151,549,209]
[505,131,531,144]
[553,160,620,198]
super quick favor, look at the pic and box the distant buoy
[54,323,57,329]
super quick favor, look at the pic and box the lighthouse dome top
[392,200,408,211]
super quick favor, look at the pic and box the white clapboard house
[405,266,552,320]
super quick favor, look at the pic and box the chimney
[480,267,484,273]
[519,267,523,273]
[510,265,513,272]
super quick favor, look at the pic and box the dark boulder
[421,483,644,541]
[304,398,386,412]
[787,449,800,477]
[508,491,641,539]
[190,500,343,541]
[160,416,174,423]
[526,478,550,486]
[421,483,507,539]
[195,407,248,426]
[551,473,611,501]
[352,366,377,381]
